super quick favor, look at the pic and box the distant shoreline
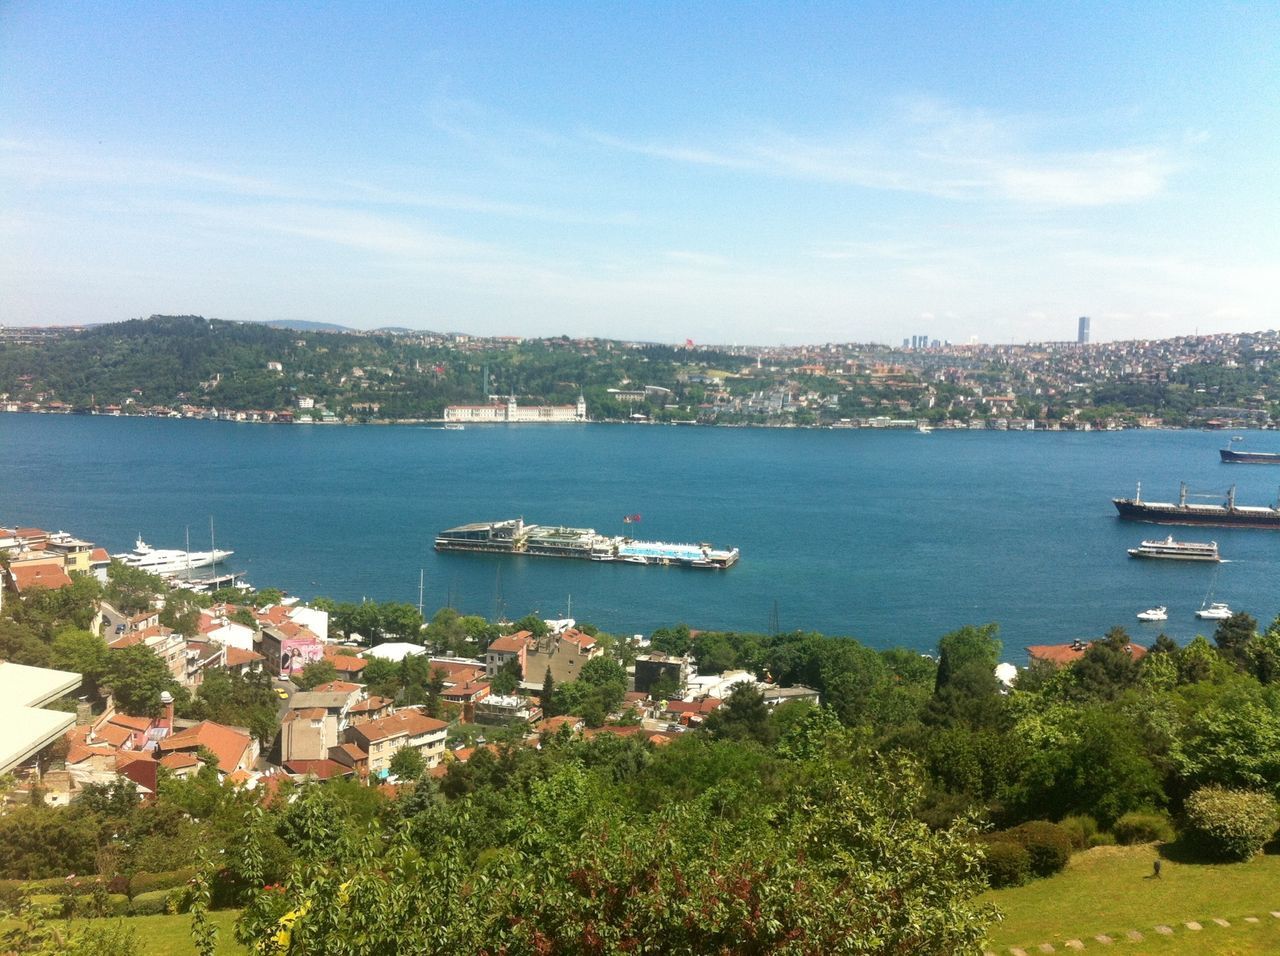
[0,408,1247,432]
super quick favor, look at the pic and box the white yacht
[1195,602,1233,621]
[112,536,233,576]
[1136,606,1168,622]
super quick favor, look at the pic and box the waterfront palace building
[444,395,587,423]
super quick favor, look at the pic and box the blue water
[4,416,1278,660]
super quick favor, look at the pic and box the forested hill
[0,315,728,420]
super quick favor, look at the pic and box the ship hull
[1220,448,1280,464]
[1114,499,1280,529]
[1127,550,1220,562]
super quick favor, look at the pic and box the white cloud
[592,99,1183,208]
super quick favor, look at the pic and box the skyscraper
[1077,316,1090,344]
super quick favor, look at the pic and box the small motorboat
[1136,606,1168,622]
[1195,602,1233,620]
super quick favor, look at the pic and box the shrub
[128,867,195,898]
[1184,786,1279,862]
[1058,815,1098,851]
[1113,811,1174,845]
[1087,831,1117,848]
[1005,821,1072,877]
[128,889,172,916]
[981,840,1031,888]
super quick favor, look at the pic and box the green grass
[35,911,247,955]
[982,844,1280,954]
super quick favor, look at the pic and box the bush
[1005,821,1072,877]
[1113,811,1174,845]
[128,889,173,916]
[1087,831,1117,848]
[1058,815,1098,851]
[128,867,195,898]
[1184,786,1279,862]
[981,840,1031,888]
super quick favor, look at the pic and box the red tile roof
[488,631,531,653]
[666,697,723,716]
[10,564,74,592]
[224,646,264,667]
[157,720,252,773]
[158,752,200,771]
[347,709,447,744]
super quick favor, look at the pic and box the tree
[103,644,178,716]
[379,603,423,641]
[579,655,627,712]
[1215,612,1259,670]
[361,656,400,697]
[512,613,549,639]
[294,659,338,690]
[541,666,558,717]
[935,623,1001,692]
[50,628,110,697]
[104,561,165,614]
[490,657,522,696]
[704,683,776,746]
[160,593,203,637]
[388,746,425,781]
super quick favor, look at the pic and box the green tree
[1215,612,1259,670]
[541,666,558,717]
[512,613,550,639]
[294,659,338,690]
[103,644,178,716]
[704,683,777,746]
[579,655,627,712]
[50,628,110,697]
[490,657,522,696]
[388,746,426,780]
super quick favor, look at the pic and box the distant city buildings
[444,395,587,423]
[1078,316,1091,345]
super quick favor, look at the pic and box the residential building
[485,631,530,677]
[156,720,258,777]
[0,661,81,774]
[344,708,448,777]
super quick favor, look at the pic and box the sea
[4,415,1278,662]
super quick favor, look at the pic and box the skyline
[2,2,1278,345]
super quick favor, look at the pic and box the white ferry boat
[112,536,233,576]
[1126,535,1220,562]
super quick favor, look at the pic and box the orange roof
[1026,641,1149,666]
[157,720,252,773]
[10,564,74,592]
[158,752,200,771]
[347,709,447,744]
[283,707,328,722]
[310,679,361,694]
[488,631,531,653]
[92,723,133,748]
[90,547,109,562]
[536,715,584,734]
[224,646,264,666]
[107,713,153,732]
[349,695,393,714]
[560,629,597,650]
[283,759,352,779]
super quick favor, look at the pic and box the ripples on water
[5,416,1278,661]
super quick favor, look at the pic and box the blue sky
[2,1,1277,344]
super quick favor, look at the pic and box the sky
[2,2,1278,345]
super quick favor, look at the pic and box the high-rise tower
[1077,316,1090,344]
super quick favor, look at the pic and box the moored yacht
[1136,606,1168,622]
[112,536,233,576]
[1195,602,1233,620]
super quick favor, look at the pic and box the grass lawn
[982,844,1280,954]
[47,911,247,955]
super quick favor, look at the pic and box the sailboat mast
[418,568,425,619]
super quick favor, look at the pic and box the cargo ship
[1220,447,1280,464]
[1113,482,1280,529]
[434,518,739,568]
